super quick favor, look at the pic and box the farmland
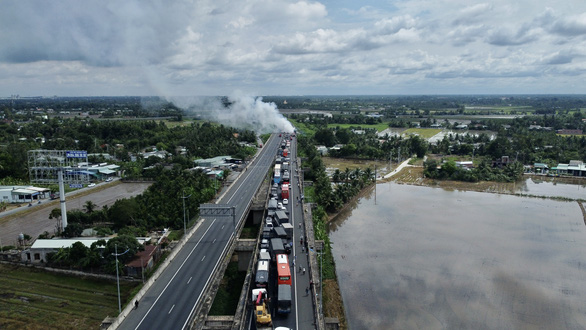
[0,264,138,329]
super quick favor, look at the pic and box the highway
[118,134,281,330]
[248,134,316,330]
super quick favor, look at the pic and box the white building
[0,186,51,204]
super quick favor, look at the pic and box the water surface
[329,184,586,329]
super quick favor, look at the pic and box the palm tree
[84,200,97,214]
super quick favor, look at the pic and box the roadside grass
[0,263,138,329]
[208,261,246,315]
[288,119,316,136]
[402,128,442,139]
[327,122,390,132]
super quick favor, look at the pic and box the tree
[49,208,62,233]
[314,128,336,147]
[84,200,97,214]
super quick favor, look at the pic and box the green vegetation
[327,122,389,132]
[208,262,246,315]
[0,264,138,328]
[297,135,376,281]
[424,159,524,182]
[402,128,442,139]
[288,118,317,136]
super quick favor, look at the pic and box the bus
[276,254,292,286]
[255,260,269,288]
[281,184,289,199]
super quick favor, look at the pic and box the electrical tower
[28,150,89,232]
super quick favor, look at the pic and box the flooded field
[329,183,586,329]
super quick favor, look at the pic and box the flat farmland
[0,263,137,329]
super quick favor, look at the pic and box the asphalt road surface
[0,181,150,247]
[119,134,281,330]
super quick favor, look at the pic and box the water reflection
[329,183,585,330]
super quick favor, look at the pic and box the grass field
[326,122,390,132]
[0,264,138,329]
[288,119,317,136]
[402,128,442,139]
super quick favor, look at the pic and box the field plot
[0,264,138,329]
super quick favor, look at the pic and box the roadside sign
[66,151,87,158]
[69,183,83,188]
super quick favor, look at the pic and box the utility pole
[374,165,377,205]
[181,190,191,234]
[398,147,401,164]
[112,244,130,314]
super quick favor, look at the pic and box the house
[455,161,474,169]
[125,245,161,277]
[193,156,231,168]
[556,129,583,135]
[21,238,111,263]
[493,156,512,168]
[0,186,51,204]
[553,160,586,177]
[21,237,150,264]
[533,163,549,174]
[316,146,328,155]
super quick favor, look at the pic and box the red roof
[126,245,157,268]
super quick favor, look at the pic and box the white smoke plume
[168,92,294,134]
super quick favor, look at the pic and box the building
[21,237,150,264]
[125,245,161,277]
[556,129,583,135]
[0,186,51,204]
[553,160,586,177]
[22,238,111,263]
[193,156,232,168]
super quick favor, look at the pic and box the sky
[1,0,586,97]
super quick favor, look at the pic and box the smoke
[168,92,294,134]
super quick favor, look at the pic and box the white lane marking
[134,218,217,330]
[201,256,206,262]
[221,225,225,230]
[168,304,175,314]
[187,277,192,284]
[213,239,216,244]
[183,231,236,329]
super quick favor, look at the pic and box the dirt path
[0,182,151,247]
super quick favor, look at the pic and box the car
[106,177,113,182]
[283,198,288,205]
[88,183,96,187]
[277,202,283,209]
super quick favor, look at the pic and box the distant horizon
[3,93,586,99]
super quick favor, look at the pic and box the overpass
[114,134,282,330]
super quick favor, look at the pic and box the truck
[270,238,286,261]
[281,184,289,199]
[273,226,287,241]
[282,223,294,239]
[252,288,272,327]
[275,210,289,225]
[277,284,292,314]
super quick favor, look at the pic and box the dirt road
[0,182,151,247]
